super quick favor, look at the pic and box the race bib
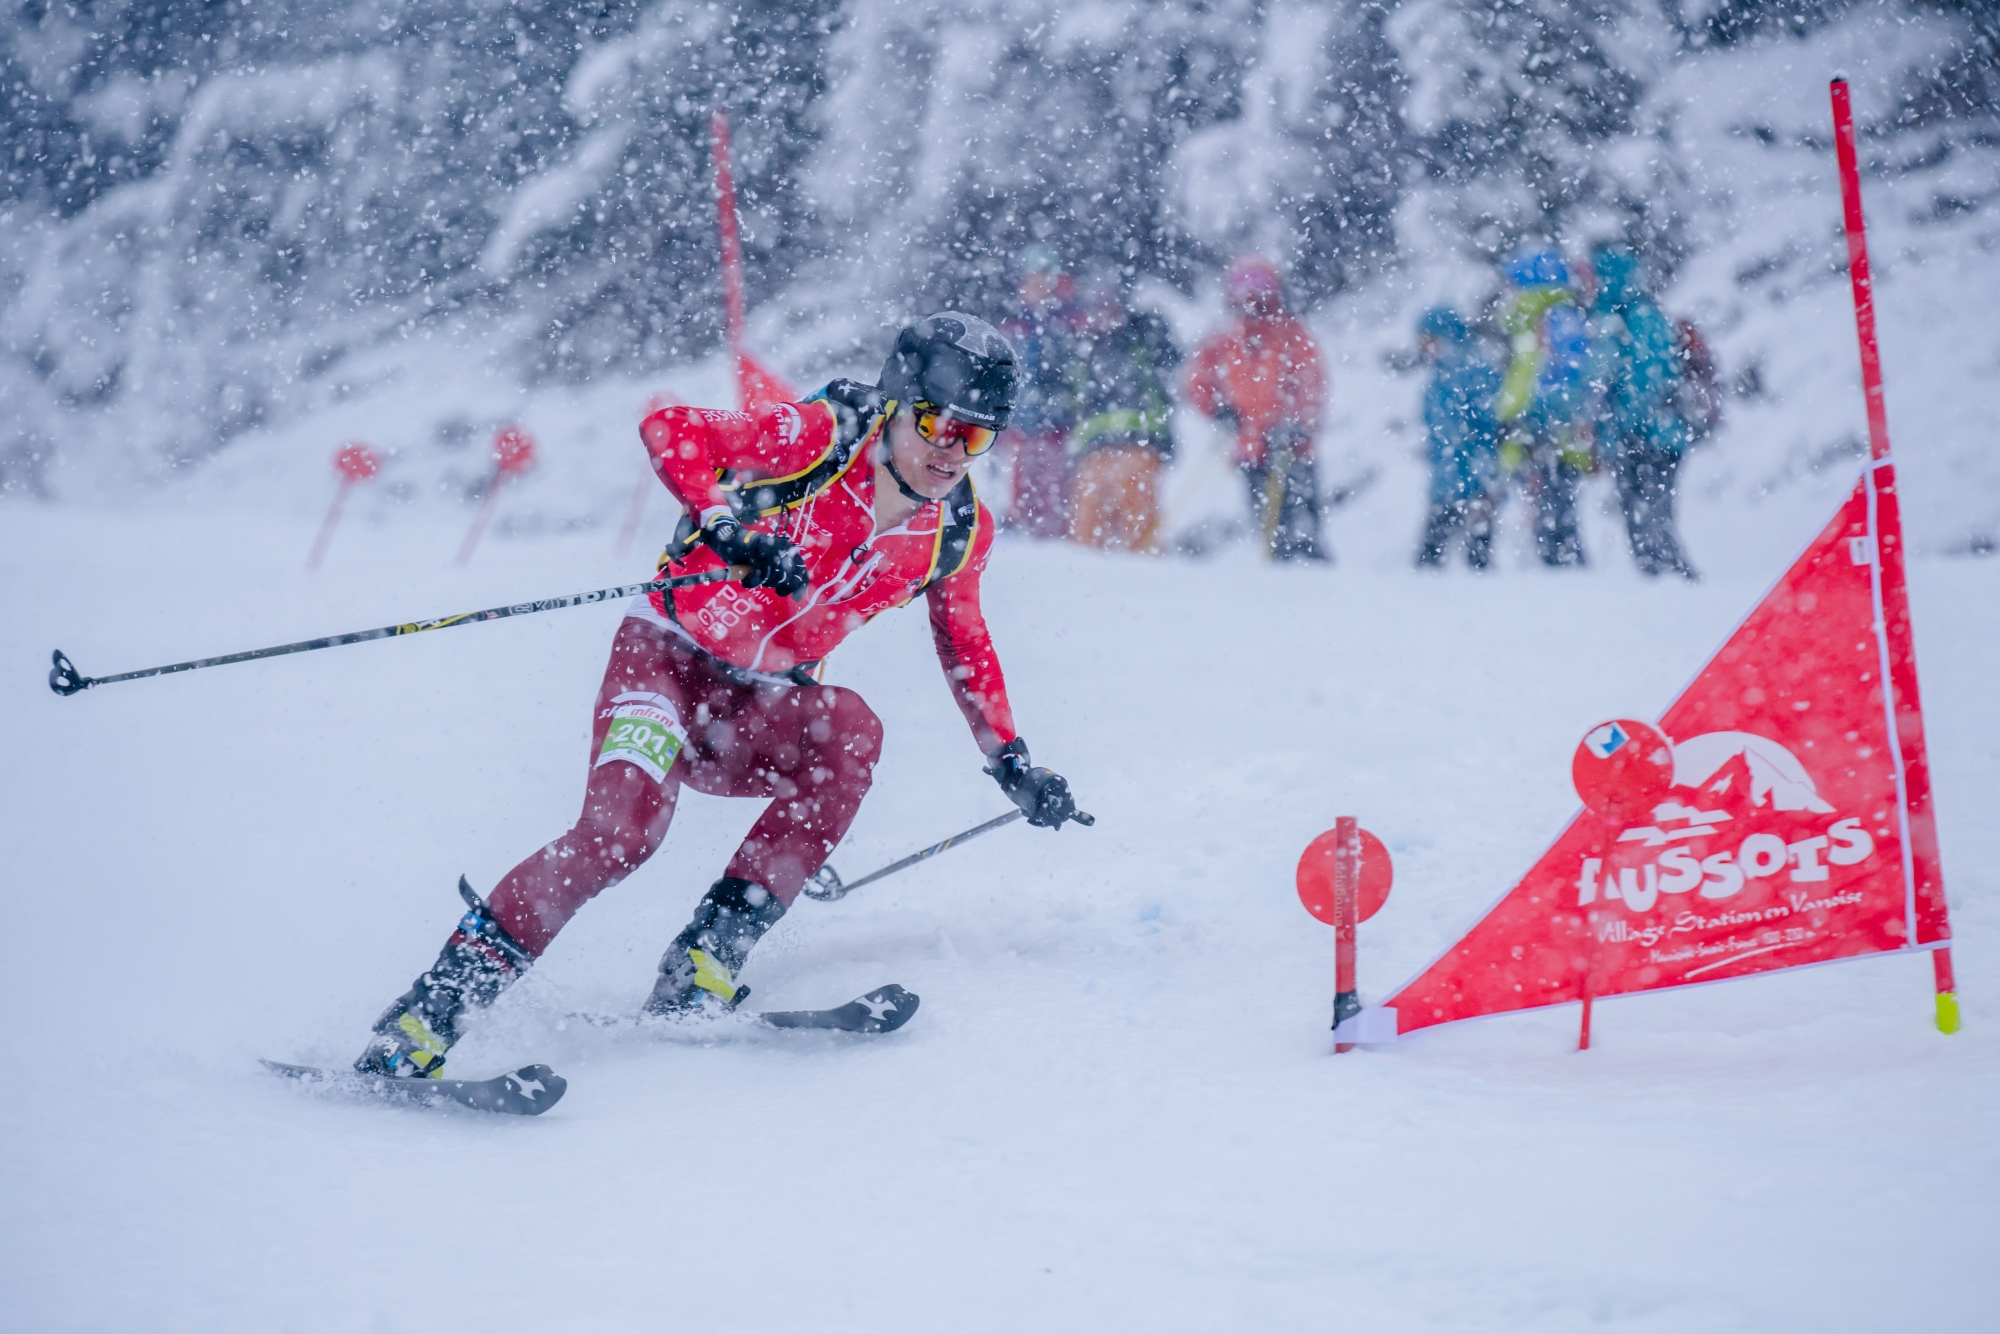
[595,692,687,782]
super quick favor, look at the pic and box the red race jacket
[637,390,1017,754]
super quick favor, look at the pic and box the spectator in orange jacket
[1184,256,1329,561]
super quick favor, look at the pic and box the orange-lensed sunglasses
[912,402,999,457]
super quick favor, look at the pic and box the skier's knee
[811,687,882,769]
[841,705,883,777]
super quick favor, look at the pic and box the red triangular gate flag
[1359,460,1948,1041]
[736,346,798,415]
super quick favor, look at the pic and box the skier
[1586,245,1698,579]
[1184,255,1329,562]
[1062,274,1179,552]
[1412,306,1503,570]
[1495,247,1591,567]
[354,313,1088,1079]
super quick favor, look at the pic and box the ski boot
[354,878,534,1079]
[642,877,786,1018]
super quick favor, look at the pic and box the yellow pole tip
[1936,992,1961,1035]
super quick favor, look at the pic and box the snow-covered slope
[3,465,1996,1330]
[4,8,1997,1331]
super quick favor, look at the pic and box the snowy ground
[7,28,1999,1314]
[3,425,1996,1330]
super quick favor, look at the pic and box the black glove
[985,737,1090,829]
[703,516,809,597]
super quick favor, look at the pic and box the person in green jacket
[1062,275,1179,551]
[1586,245,1698,580]
[1496,247,1592,567]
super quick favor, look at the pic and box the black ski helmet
[879,312,1017,430]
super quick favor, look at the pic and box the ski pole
[47,566,747,697]
[802,804,1094,903]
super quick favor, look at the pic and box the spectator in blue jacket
[1414,306,1503,570]
[1587,245,1697,580]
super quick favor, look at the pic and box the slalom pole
[453,475,509,568]
[1832,77,1959,1034]
[1934,950,1961,1035]
[307,477,357,571]
[711,106,748,354]
[307,442,381,571]
[454,426,538,569]
[616,393,680,558]
[1333,816,1360,1052]
[1579,839,1601,1052]
[47,567,746,697]
[611,473,652,559]
[802,805,1095,903]
[1830,78,1890,465]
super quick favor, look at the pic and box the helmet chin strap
[877,433,934,506]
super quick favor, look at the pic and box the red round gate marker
[492,425,536,477]
[333,441,381,483]
[1296,826,1393,925]
[1572,718,1674,822]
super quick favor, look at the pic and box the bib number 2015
[595,691,688,783]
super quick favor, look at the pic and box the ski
[562,984,921,1035]
[259,1058,566,1116]
[760,984,920,1034]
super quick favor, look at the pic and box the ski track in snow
[2,470,1995,1330]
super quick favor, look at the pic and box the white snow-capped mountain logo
[1670,731,1835,813]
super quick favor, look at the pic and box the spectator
[1063,276,1179,552]
[1496,247,1591,567]
[999,247,1075,539]
[1672,317,1724,445]
[1413,306,1503,570]
[1587,245,1698,580]
[1185,255,1328,562]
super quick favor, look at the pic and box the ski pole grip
[48,650,91,696]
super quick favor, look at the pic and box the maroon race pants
[487,616,882,957]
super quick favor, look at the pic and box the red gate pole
[1832,77,1959,1035]
[307,477,355,572]
[1578,825,1609,1052]
[711,106,748,356]
[1829,78,1890,465]
[308,442,380,571]
[1333,816,1360,1052]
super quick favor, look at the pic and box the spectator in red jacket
[1185,256,1329,562]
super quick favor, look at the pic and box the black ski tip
[49,649,89,696]
[259,1058,566,1116]
[469,1063,567,1116]
[761,984,920,1034]
[260,1057,327,1081]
